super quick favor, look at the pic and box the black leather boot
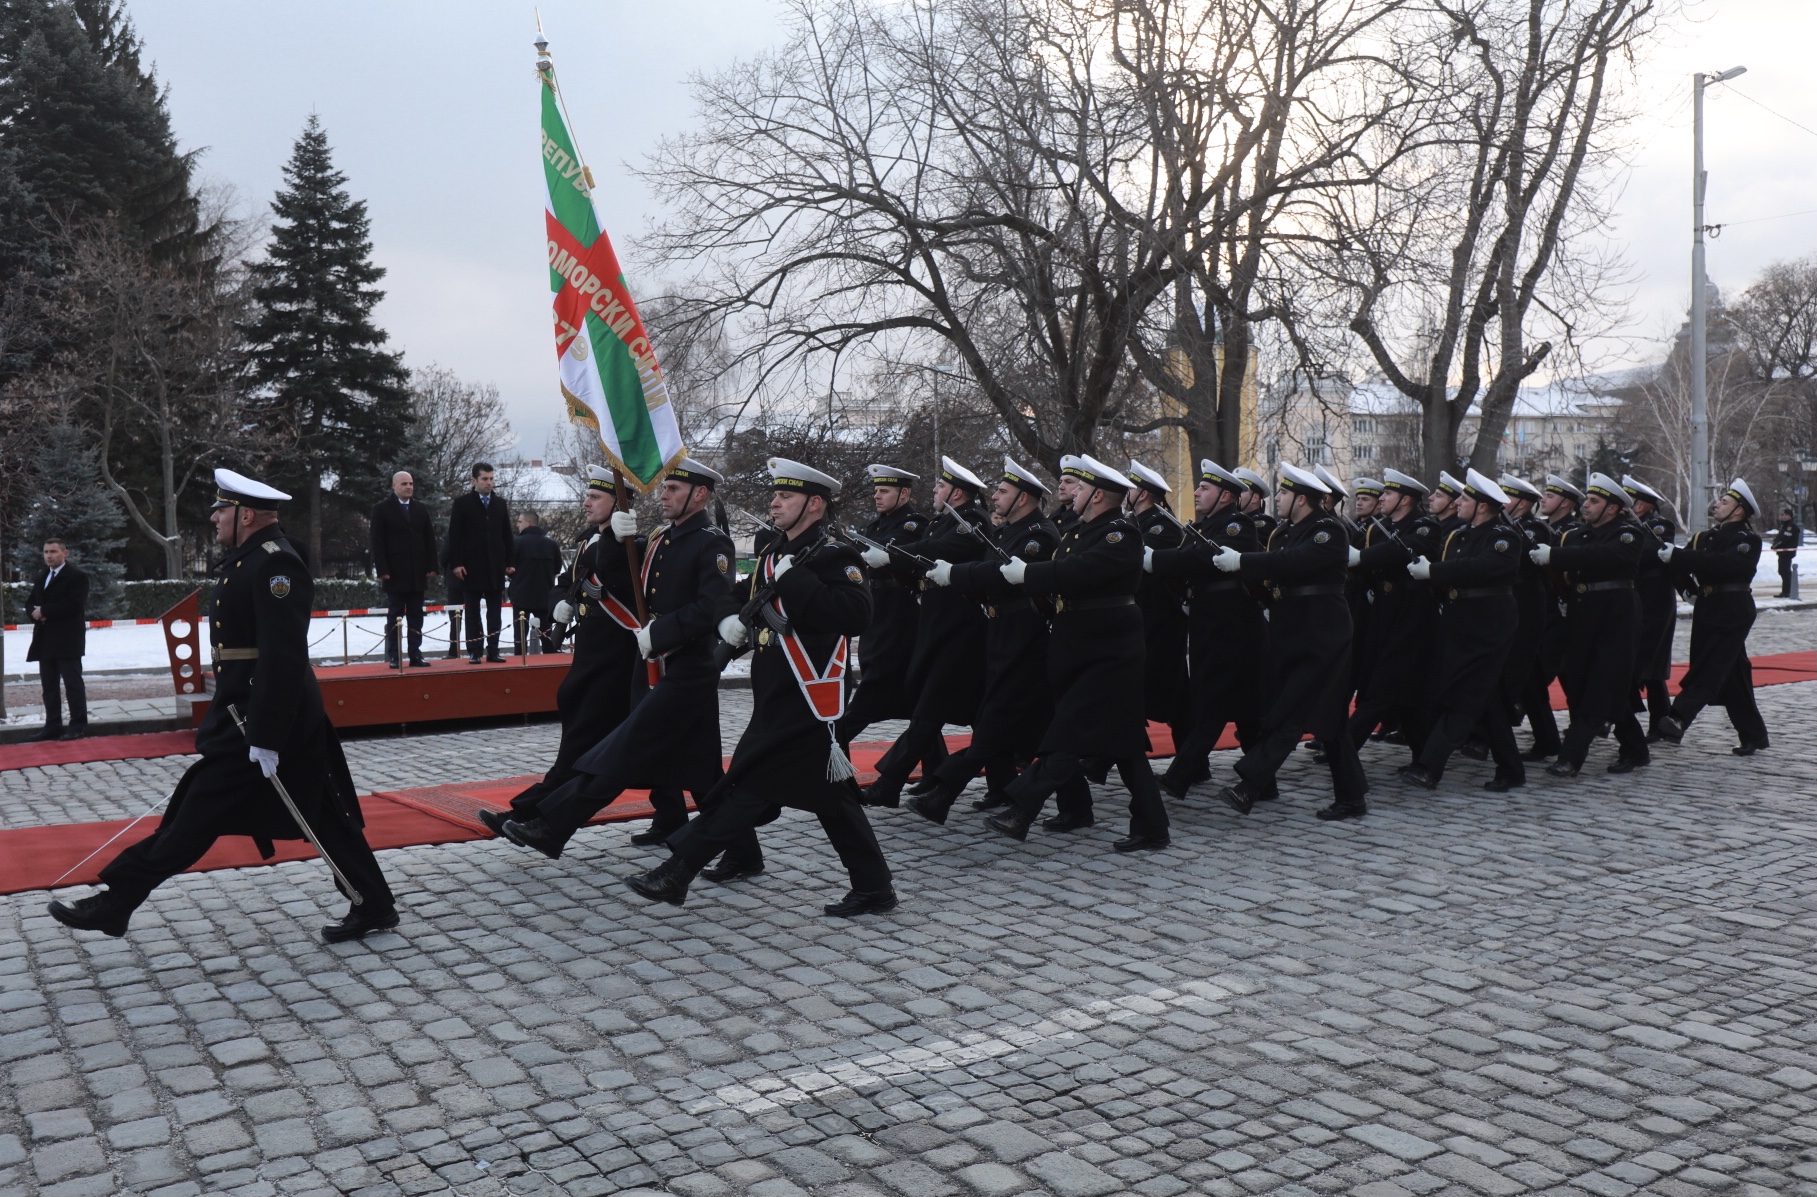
[624,857,695,906]
[47,891,136,937]
[984,808,1035,841]
[500,816,571,860]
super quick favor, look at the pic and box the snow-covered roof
[1314,378,1624,420]
[493,461,583,507]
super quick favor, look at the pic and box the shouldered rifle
[941,499,1013,563]
[1151,504,1213,547]
[846,524,935,569]
[713,524,841,669]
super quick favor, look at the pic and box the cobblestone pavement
[2,646,1815,1194]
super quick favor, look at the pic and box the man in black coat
[26,538,89,741]
[983,455,1171,852]
[1127,460,1190,752]
[1657,479,1769,753]
[1624,475,1677,736]
[1345,469,1441,754]
[446,462,515,662]
[1773,508,1801,597]
[369,471,438,667]
[509,511,563,654]
[50,470,397,944]
[627,458,894,917]
[835,465,929,755]
[1217,464,1368,821]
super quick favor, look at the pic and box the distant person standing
[1773,508,1801,597]
[509,511,561,654]
[447,462,514,662]
[369,471,438,667]
[27,539,89,742]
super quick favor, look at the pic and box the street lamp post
[1690,65,1745,532]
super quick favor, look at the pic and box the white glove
[1142,546,1155,573]
[716,614,748,647]
[929,560,954,587]
[1212,546,1242,573]
[1407,557,1432,580]
[552,600,574,625]
[248,746,279,779]
[634,624,655,658]
[1347,545,1362,568]
[772,554,794,580]
[609,510,638,541]
[1528,543,1552,566]
[999,556,1028,585]
[1657,544,1674,563]
[861,547,891,568]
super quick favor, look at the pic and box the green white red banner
[539,63,684,491]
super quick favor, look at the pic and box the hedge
[4,577,403,621]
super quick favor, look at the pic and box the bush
[3,577,401,622]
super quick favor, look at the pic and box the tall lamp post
[1690,64,1746,532]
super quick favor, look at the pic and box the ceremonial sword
[227,704,364,907]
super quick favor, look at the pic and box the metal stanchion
[447,607,462,660]
[517,611,529,663]
[396,617,406,672]
[342,614,350,666]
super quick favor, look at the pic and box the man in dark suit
[369,471,438,667]
[509,511,562,654]
[446,462,515,662]
[27,538,89,741]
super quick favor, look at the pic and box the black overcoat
[369,498,437,593]
[892,501,989,724]
[850,504,929,717]
[1666,520,1761,703]
[26,562,88,661]
[446,490,514,591]
[508,525,563,610]
[1238,512,1354,737]
[1426,517,1522,711]
[944,509,1061,759]
[1134,505,1189,725]
[1149,506,1264,731]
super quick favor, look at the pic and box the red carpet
[0,730,198,773]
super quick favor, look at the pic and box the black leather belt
[1053,594,1134,613]
[1575,580,1633,594]
[984,597,1034,618]
[1447,586,1511,600]
[1271,583,1347,599]
[1701,583,1751,595]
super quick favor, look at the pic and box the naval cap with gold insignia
[585,464,616,493]
[1278,463,1331,497]
[1233,466,1270,496]
[1351,477,1384,497]
[1723,477,1758,515]
[1314,465,1349,500]
[767,457,841,499]
[1463,468,1509,507]
[1544,473,1585,502]
[1199,459,1246,492]
[866,463,919,488]
[668,457,724,489]
[210,468,290,511]
[937,455,987,495]
[1001,456,1050,495]
[1126,459,1171,495]
[1058,454,1089,481]
[1381,468,1428,498]
[1071,454,1134,493]
[1584,472,1629,506]
[1621,474,1665,506]
[1498,473,1543,501]
[1435,470,1464,498]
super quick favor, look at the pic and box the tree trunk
[1421,393,1463,485]
[308,470,323,567]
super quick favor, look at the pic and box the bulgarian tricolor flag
[538,59,684,491]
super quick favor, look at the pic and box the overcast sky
[131,0,1817,459]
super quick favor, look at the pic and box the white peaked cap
[1621,474,1665,505]
[1585,472,1629,506]
[938,455,988,493]
[1724,478,1759,514]
[1233,467,1270,495]
[1498,473,1542,500]
[1463,468,1509,507]
[867,463,920,484]
[1544,474,1584,501]
[1351,477,1384,495]
[1279,463,1331,495]
[1436,470,1464,496]
[670,457,725,488]
[1073,454,1135,492]
[1199,460,1246,491]
[211,468,290,509]
[1314,465,1349,499]
[1126,459,1171,494]
[1381,468,1429,496]
[767,457,841,495]
[1002,456,1050,494]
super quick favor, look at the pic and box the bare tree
[401,365,515,507]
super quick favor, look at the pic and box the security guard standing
[838,465,929,754]
[1527,472,1647,775]
[1656,479,1769,754]
[906,458,1062,824]
[983,456,1171,851]
[1345,469,1441,753]
[1623,475,1677,737]
[627,458,895,917]
[1217,464,1368,820]
[50,470,398,943]
[1127,460,1190,752]
[499,460,748,870]
[1145,460,1263,797]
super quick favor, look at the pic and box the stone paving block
[1347,1125,1445,1162]
[1024,1150,1123,1196]
[961,1121,1052,1163]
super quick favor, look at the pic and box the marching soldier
[981,456,1170,850]
[1429,470,1466,533]
[1145,460,1264,797]
[1346,477,1384,700]
[627,458,895,917]
[50,470,398,943]
[1215,465,1368,820]
[1656,479,1770,754]
[1127,460,1190,753]
[1345,469,1441,753]
[906,458,1064,823]
[1518,475,1585,757]
[1396,470,1526,792]
[862,458,991,808]
[839,465,930,754]
[1527,472,1648,776]
[1234,467,1278,543]
[489,467,642,823]
[1051,456,1084,533]
[498,460,751,872]
[1623,475,1677,737]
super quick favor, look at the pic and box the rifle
[1151,504,1213,547]
[941,499,1012,563]
[845,525,936,570]
[713,523,843,669]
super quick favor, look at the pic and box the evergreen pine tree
[14,421,128,616]
[242,115,410,566]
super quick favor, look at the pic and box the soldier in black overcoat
[499,460,749,871]
[982,456,1171,852]
[1127,460,1190,749]
[837,465,929,754]
[904,458,1062,825]
[50,470,398,944]
[1657,479,1769,753]
[1217,464,1368,821]
[1234,468,1279,544]
[1528,473,1648,776]
[1623,476,1678,736]
[1346,478,1385,700]
[1344,469,1441,754]
[627,458,895,917]
[1519,475,1586,757]
[862,457,991,808]
[488,467,642,823]
[1146,460,1264,797]
[1397,470,1526,791]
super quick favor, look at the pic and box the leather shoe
[984,809,1034,841]
[47,892,134,937]
[31,726,64,742]
[629,823,684,847]
[1315,803,1367,821]
[904,776,942,799]
[500,816,569,860]
[467,655,483,665]
[1112,833,1169,852]
[384,657,401,669]
[1397,764,1439,790]
[862,774,905,809]
[477,808,510,836]
[57,726,88,742]
[625,858,693,906]
[1654,715,1685,745]
[825,887,898,917]
[408,654,431,667]
[1157,772,1192,800]
[1732,739,1769,756]
[485,653,508,663]
[320,905,400,944]
[1457,740,1490,761]
[972,789,1011,812]
[1043,811,1094,833]
[1217,782,1258,816]
[1483,770,1525,792]
[905,790,953,826]
[1606,756,1648,774]
[1546,760,1580,777]
[1519,746,1556,762]
[701,858,764,883]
